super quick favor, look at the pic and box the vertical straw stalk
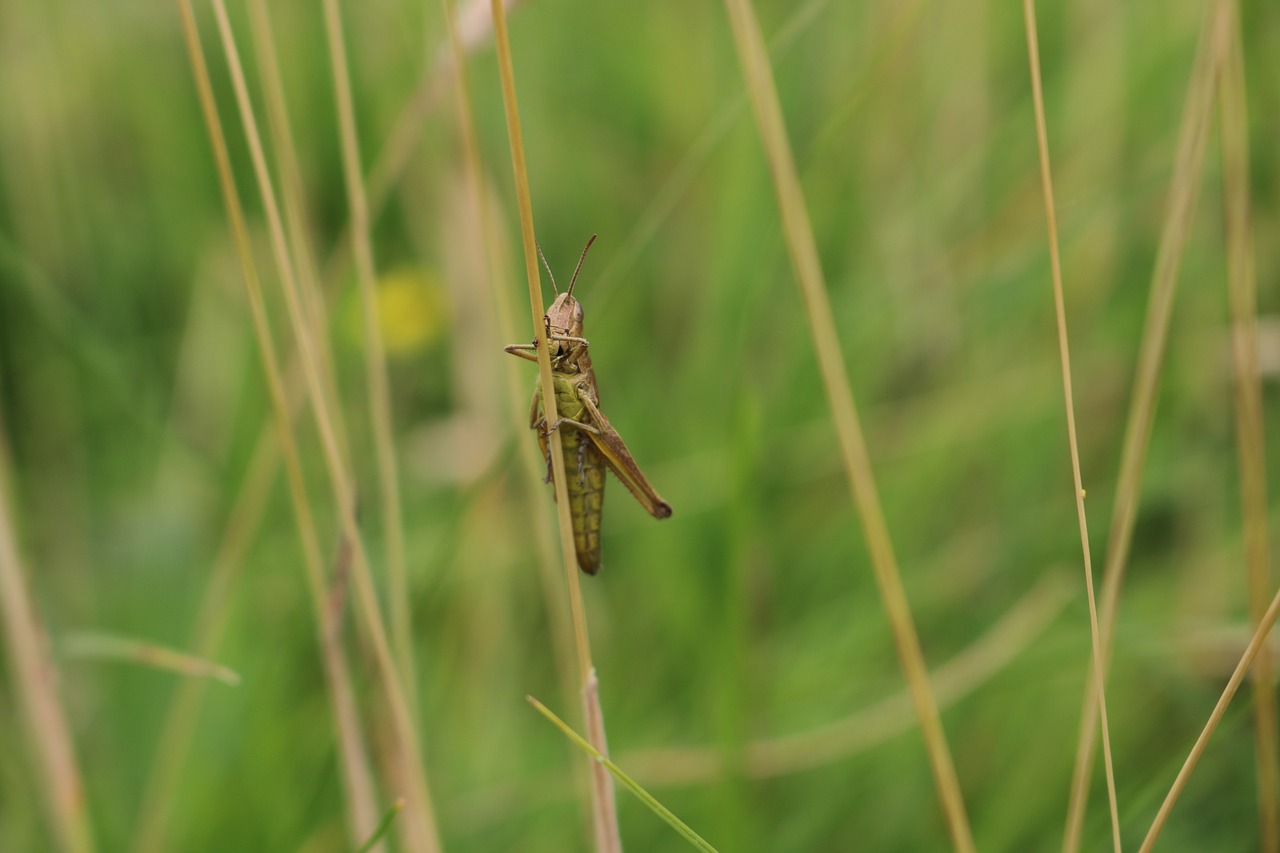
[319,0,416,713]
[487,1,622,848]
[1061,2,1233,847]
[202,1,442,849]
[0,441,94,853]
[719,0,975,849]
[136,0,373,837]
[245,0,352,469]
[1021,2,1121,851]
[436,0,577,710]
[141,0,394,835]
[158,3,381,850]
[1217,0,1279,847]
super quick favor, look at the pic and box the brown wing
[578,394,672,519]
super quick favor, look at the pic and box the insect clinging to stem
[504,235,672,575]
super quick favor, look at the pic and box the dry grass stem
[1062,2,1233,847]
[246,0,351,466]
[1021,2,1121,850]
[202,2,441,849]
[1217,1,1279,846]
[319,0,416,713]
[1138,581,1280,851]
[436,0,577,711]
[0,442,94,853]
[583,669,622,851]
[317,0,521,304]
[161,5,382,850]
[488,0,621,848]
[140,0,381,831]
[719,0,975,849]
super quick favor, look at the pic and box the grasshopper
[505,235,672,574]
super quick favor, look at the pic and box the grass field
[1,0,1278,850]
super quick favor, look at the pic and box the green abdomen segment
[560,427,605,574]
[540,374,605,574]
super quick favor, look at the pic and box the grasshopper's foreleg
[548,332,590,348]
[504,342,539,363]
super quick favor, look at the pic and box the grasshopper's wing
[578,393,672,519]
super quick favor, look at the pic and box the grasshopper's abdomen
[538,373,606,574]
[560,426,605,574]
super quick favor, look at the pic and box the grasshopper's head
[545,291,584,355]
[538,235,595,361]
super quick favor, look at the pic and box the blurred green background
[2,0,1279,850]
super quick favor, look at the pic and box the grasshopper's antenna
[566,234,597,298]
[536,240,558,294]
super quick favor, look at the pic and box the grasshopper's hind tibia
[576,393,673,520]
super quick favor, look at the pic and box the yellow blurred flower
[343,268,446,357]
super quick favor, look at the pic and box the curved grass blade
[62,632,240,686]
[355,799,404,853]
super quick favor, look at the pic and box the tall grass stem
[320,0,416,716]
[204,1,442,848]
[1021,2,1121,850]
[488,1,622,848]
[246,0,351,467]
[1217,1,1279,846]
[164,4,382,849]
[0,429,94,853]
[719,0,975,849]
[436,0,577,716]
[1061,3,1233,846]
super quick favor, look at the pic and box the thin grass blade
[1217,1,1278,846]
[1061,3,1234,847]
[1021,2,1121,850]
[529,696,720,853]
[718,0,974,848]
[488,0,622,848]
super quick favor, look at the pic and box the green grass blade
[527,696,720,853]
[355,799,403,853]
